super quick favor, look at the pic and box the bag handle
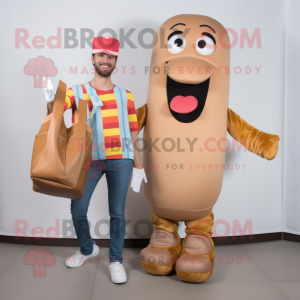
[78,97,88,124]
[52,80,87,127]
[52,80,66,120]
[46,80,66,140]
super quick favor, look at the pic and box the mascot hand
[131,168,147,193]
[256,133,280,160]
[42,78,55,102]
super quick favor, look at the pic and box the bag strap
[52,80,66,121]
[73,84,88,125]
[48,80,66,138]
[78,96,87,124]
[72,84,91,124]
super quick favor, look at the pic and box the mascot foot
[176,234,215,283]
[140,230,181,276]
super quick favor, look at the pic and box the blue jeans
[70,158,133,263]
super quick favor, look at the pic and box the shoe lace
[109,262,124,273]
[74,251,83,258]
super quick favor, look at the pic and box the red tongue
[170,96,198,114]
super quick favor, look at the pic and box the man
[43,35,147,284]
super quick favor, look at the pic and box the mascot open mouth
[167,75,210,123]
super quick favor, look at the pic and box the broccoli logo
[24,56,57,88]
[23,246,56,277]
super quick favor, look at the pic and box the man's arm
[131,131,143,169]
[126,91,143,168]
[46,87,75,116]
[46,100,55,115]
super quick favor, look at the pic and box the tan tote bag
[30,80,93,200]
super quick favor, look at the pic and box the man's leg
[105,159,133,263]
[70,160,103,255]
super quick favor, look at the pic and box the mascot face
[150,14,230,123]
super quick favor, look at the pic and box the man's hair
[92,53,118,60]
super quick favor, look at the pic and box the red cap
[92,36,120,56]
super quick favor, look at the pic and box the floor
[0,240,299,300]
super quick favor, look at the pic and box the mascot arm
[227,107,280,160]
[136,103,148,135]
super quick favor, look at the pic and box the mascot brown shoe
[176,212,215,283]
[140,211,181,275]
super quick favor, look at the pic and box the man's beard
[94,63,115,78]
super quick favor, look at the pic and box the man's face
[92,53,117,77]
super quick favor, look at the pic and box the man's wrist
[47,101,55,115]
[134,164,143,170]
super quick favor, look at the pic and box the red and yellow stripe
[64,83,139,160]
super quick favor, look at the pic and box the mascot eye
[195,35,215,55]
[167,35,186,54]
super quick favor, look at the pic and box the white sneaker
[66,244,100,268]
[108,262,127,283]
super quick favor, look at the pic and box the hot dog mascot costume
[136,14,280,283]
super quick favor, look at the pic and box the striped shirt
[64,82,139,160]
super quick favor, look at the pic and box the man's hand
[42,77,55,102]
[131,167,147,193]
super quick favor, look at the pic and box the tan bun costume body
[136,14,280,283]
